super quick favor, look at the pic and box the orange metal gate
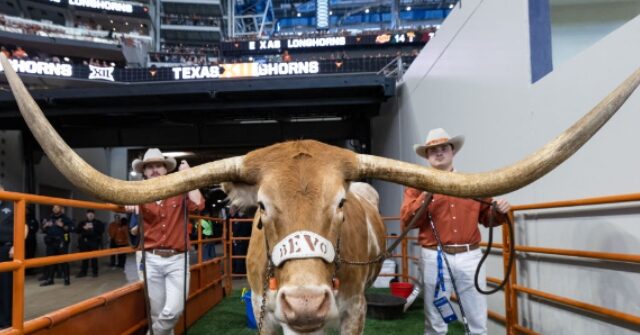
[216,193,640,333]
[2,190,639,334]
[0,191,227,335]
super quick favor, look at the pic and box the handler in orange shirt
[400,128,510,335]
[125,148,203,335]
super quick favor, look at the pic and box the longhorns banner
[4,60,324,82]
[271,230,336,267]
[172,61,320,80]
[0,59,73,77]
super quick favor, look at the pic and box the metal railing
[0,190,227,335]
[377,56,411,80]
[498,193,640,334]
[2,190,639,334]
[191,192,640,333]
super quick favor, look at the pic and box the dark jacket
[0,200,14,245]
[42,213,73,244]
[0,200,14,261]
[76,219,105,249]
[25,206,39,241]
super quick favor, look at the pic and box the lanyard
[434,247,446,298]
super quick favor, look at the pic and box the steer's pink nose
[279,287,331,332]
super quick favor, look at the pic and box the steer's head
[223,141,359,332]
[2,52,640,331]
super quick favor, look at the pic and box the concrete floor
[24,259,130,320]
[23,250,248,321]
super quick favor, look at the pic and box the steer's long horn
[356,67,640,198]
[1,54,246,204]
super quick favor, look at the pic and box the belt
[424,243,480,255]
[146,248,181,257]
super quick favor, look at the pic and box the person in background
[0,46,10,58]
[24,205,39,276]
[110,216,130,268]
[11,46,28,59]
[282,50,292,62]
[75,209,105,278]
[196,211,215,261]
[40,205,73,286]
[124,213,142,283]
[0,183,28,329]
[107,214,121,267]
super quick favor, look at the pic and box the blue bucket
[241,289,257,329]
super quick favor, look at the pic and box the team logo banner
[0,59,73,77]
[272,230,335,267]
[172,61,319,80]
[88,65,115,81]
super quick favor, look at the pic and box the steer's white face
[254,170,347,333]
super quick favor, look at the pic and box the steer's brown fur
[227,140,386,334]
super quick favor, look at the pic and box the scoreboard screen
[30,0,149,17]
[221,31,430,53]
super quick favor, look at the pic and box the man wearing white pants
[145,252,191,333]
[420,247,486,334]
[126,148,204,335]
[400,129,510,335]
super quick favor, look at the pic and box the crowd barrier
[227,193,640,334]
[1,190,638,334]
[0,191,226,335]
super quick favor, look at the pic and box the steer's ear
[222,182,259,210]
[349,182,380,208]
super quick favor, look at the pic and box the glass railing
[0,14,152,47]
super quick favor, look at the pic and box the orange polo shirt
[108,221,129,245]
[400,187,507,246]
[141,194,204,252]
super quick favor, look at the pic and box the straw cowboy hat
[413,128,465,159]
[131,148,177,173]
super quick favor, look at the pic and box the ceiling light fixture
[163,151,196,158]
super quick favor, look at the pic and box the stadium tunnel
[0,72,395,179]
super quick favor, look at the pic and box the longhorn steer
[1,53,640,334]
[222,142,386,334]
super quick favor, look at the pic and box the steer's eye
[338,198,346,209]
[258,201,266,212]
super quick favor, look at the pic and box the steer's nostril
[316,291,330,317]
[279,288,332,326]
[280,292,295,318]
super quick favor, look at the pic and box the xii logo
[88,65,115,81]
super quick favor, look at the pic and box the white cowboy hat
[413,128,465,158]
[131,148,177,173]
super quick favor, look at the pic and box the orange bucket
[389,282,414,299]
